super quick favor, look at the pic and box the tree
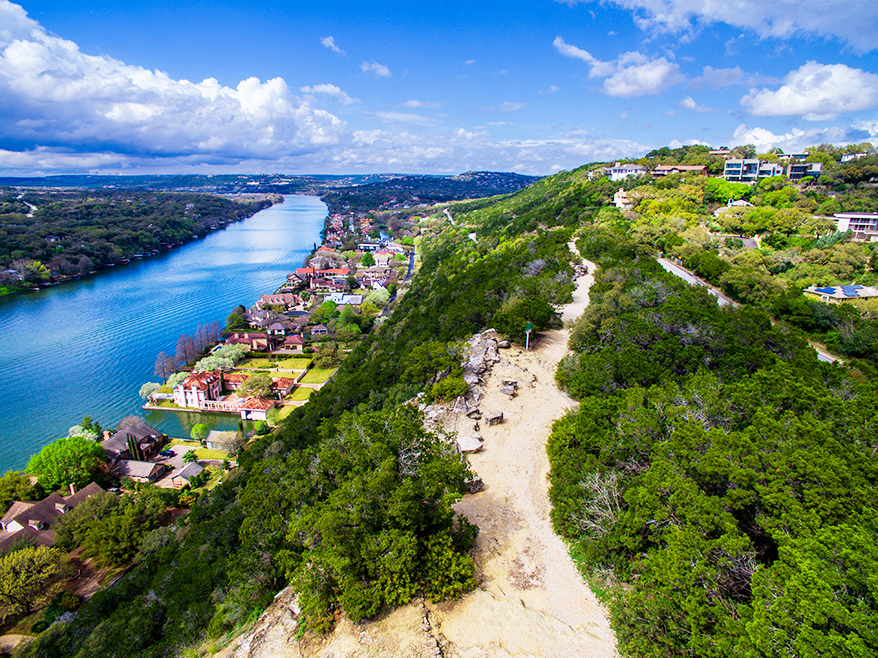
[26,436,107,491]
[176,334,198,365]
[0,546,67,618]
[190,423,209,443]
[139,382,161,401]
[237,373,273,399]
[183,450,199,463]
[361,252,375,267]
[0,471,43,517]
[154,351,175,383]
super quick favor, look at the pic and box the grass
[276,357,311,370]
[299,367,337,384]
[285,387,314,401]
[169,440,228,460]
[275,405,297,421]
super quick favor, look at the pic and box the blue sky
[1,0,876,176]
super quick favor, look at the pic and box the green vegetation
[276,357,311,370]
[298,366,337,384]
[0,471,43,517]
[285,387,314,401]
[26,435,107,491]
[0,189,275,295]
[0,547,69,621]
[548,229,878,657]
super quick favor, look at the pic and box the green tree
[183,450,199,463]
[0,546,67,618]
[190,423,209,443]
[26,435,107,491]
[361,252,375,267]
[0,471,43,517]
[139,382,161,401]
[237,373,273,399]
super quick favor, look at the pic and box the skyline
[1,0,876,177]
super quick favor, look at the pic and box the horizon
[1,0,876,177]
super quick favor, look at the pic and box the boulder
[456,435,483,453]
[485,410,504,426]
[500,385,516,398]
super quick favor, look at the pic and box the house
[310,324,329,337]
[358,242,380,252]
[239,397,275,421]
[102,421,164,461]
[0,483,104,555]
[222,373,249,391]
[834,213,878,241]
[171,462,205,489]
[652,165,708,177]
[257,293,299,309]
[113,460,168,483]
[282,334,307,352]
[723,158,784,182]
[328,293,363,306]
[613,188,632,210]
[271,377,296,398]
[309,277,348,293]
[226,332,274,352]
[787,162,822,181]
[608,162,646,182]
[841,153,868,163]
[205,429,241,451]
[266,321,289,336]
[374,250,393,267]
[173,370,223,408]
[804,285,878,304]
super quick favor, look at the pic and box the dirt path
[225,255,616,658]
[426,257,615,658]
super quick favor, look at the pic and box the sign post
[525,321,533,351]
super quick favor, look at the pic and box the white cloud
[603,56,684,97]
[690,65,743,89]
[740,62,878,120]
[499,101,526,112]
[553,37,616,77]
[562,1,877,52]
[554,37,684,96]
[0,2,345,162]
[360,61,392,78]
[402,100,443,108]
[730,123,878,152]
[679,96,712,113]
[463,59,476,65]
[373,111,443,127]
[320,36,344,55]
[300,84,360,105]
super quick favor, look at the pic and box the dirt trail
[225,254,616,658]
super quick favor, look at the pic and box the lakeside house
[111,460,168,484]
[102,420,164,461]
[0,483,104,555]
[173,371,222,409]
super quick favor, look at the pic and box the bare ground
[223,256,616,658]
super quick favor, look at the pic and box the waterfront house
[173,371,222,408]
[238,397,275,421]
[257,293,299,309]
[226,332,274,352]
[102,420,164,461]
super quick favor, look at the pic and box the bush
[428,377,468,402]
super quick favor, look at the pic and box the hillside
[13,164,877,658]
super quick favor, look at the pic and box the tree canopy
[26,435,107,491]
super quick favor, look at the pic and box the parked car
[159,449,175,457]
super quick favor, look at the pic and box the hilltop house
[834,213,878,242]
[804,284,878,304]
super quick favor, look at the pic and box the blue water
[0,195,326,472]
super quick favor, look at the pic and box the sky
[0,0,876,176]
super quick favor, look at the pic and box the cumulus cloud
[562,1,877,53]
[679,96,712,113]
[320,36,345,54]
[300,84,359,105]
[730,123,877,152]
[0,2,344,163]
[360,61,392,78]
[740,62,878,120]
[402,100,443,108]
[554,37,684,96]
[690,65,743,89]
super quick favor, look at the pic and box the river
[0,195,327,472]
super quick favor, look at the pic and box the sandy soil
[225,254,617,658]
